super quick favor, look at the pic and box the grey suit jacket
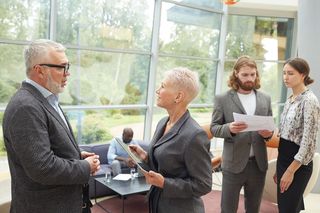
[3,82,90,213]
[148,111,212,213]
[210,89,272,173]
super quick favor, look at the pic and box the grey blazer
[210,89,272,173]
[3,82,90,213]
[147,111,212,213]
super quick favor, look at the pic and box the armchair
[262,152,320,203]
[201,124,221,169]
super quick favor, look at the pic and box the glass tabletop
[95,176,151,196]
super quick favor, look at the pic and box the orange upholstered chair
[201,124,221,169]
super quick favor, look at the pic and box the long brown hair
[284,57,314,86]
[228,55,261,90]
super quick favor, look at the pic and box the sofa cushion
[79,145,92,153]
[90,144,109,164]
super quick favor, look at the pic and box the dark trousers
[277,138,313,213]
[82,183,92,213]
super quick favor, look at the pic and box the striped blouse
[279,89,320,165]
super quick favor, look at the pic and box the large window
[151,1,223,135]
[159,3,221,58]
[170,0,222,10]
[157,57,218,104]
[0,0,49,40]
[61,50,150,106]
[225,16,293,60]
[157,2,221,104]
[0,44,26,106]
[0,0,50,107]
[0,0,295,150]
[0,0,155,146]
[66,109,146,144]
[56,0,153,51]
[223,15,294,123]
[55,0,155,144]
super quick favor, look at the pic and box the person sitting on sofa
[107,128,139,176]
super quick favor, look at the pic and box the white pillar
[298,0,320,193]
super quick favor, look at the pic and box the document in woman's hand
[115,137,150,172]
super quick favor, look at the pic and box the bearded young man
[210,56,274,213]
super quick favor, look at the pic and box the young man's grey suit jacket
[3,82,90,213]
[210,89,272,173]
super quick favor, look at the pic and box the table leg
[94,180,97,204]
[94,179,112,213]
[122,196,125,213]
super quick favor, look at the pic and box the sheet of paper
[115,138,150,172]
[233,112,275,132]
[112,174,132,181]
[115,137,142,164]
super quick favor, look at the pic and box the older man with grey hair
[3,39,100,213]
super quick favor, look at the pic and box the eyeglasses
[38,63,70,75]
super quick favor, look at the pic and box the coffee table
[94,176,150,213]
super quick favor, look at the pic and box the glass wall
[0,0,50,107]
[152,1,223,133]
[225,16,293,60]
[66,109,146,144]
[0,0,294,150]
[223,15,294,123]
[0,0,155,146]
[56,0,153,51]
[61,50,150,106]
[0,0,50,41]
[159,3,221,58]
[57,0,155,143]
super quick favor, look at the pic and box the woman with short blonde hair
[130,67,212,213]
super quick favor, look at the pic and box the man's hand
[211,156,222,169]
[84,155,100,175]
[81,151,95,159]
[125,158,136,168]
[258,130,273,139]
[229,121,247,134]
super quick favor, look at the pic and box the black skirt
[276,137,313,213]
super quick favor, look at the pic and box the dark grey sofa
[80,141,148,198]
